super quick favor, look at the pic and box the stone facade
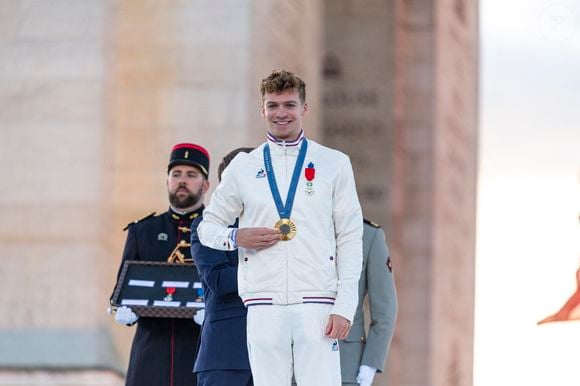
[0,1,122,384]
[389,0,479,385]
[319,1,478,385]
[321,0,396,234]
[0,1,477,385]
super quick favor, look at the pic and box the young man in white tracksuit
[198,70,363,386]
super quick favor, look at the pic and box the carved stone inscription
[322,0,394,227]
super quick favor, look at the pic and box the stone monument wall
[388,0,478,385]
[0,1,477,385]
[322,0,395,235]
[0,1,122,384]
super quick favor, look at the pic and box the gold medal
[274,218,297,241]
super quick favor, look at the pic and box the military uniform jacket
[113,207,203,386]
[190,217,250,373]
[340,221,398,384]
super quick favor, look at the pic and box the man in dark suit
[190,147,254,386]
[111,143,210,386]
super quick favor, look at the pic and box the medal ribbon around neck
[263,139,308,240]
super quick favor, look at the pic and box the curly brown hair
[260,70,306,104]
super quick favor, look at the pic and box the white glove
[193,309,205,326]
[356,365,377,386]
[114,306,139,325]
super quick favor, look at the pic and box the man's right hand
[114,306,139,325]
[236,227,280,249]
[324,314,351,340]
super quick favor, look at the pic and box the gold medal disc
[275,218,297,241]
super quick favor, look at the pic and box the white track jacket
[197,137,363,322]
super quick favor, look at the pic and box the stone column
[389,0,478,386]
[321,2,396,385]
[0,0,122,384]
[321,0,395,230]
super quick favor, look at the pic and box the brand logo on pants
[331,339,339,351]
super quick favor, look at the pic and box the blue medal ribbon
[263,139,308,219]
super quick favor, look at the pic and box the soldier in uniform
[340,219,398,386]
[111,143,210,386]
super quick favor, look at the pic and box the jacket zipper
[283,141,289,304]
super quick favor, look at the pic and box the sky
[475,1,580,385]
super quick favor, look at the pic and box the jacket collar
[266,130,305,155]
[168,205,204,223]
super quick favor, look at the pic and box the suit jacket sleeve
[361,226,398,372]
[191,217,238,296]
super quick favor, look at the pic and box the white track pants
[246,303,341,386]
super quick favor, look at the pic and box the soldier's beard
[168,186,204,210]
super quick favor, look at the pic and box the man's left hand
[324,314,351,339]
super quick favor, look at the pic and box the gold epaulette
[123,212,156,231]
[363,218,381,228]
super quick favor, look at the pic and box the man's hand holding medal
[235,227,281,250]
